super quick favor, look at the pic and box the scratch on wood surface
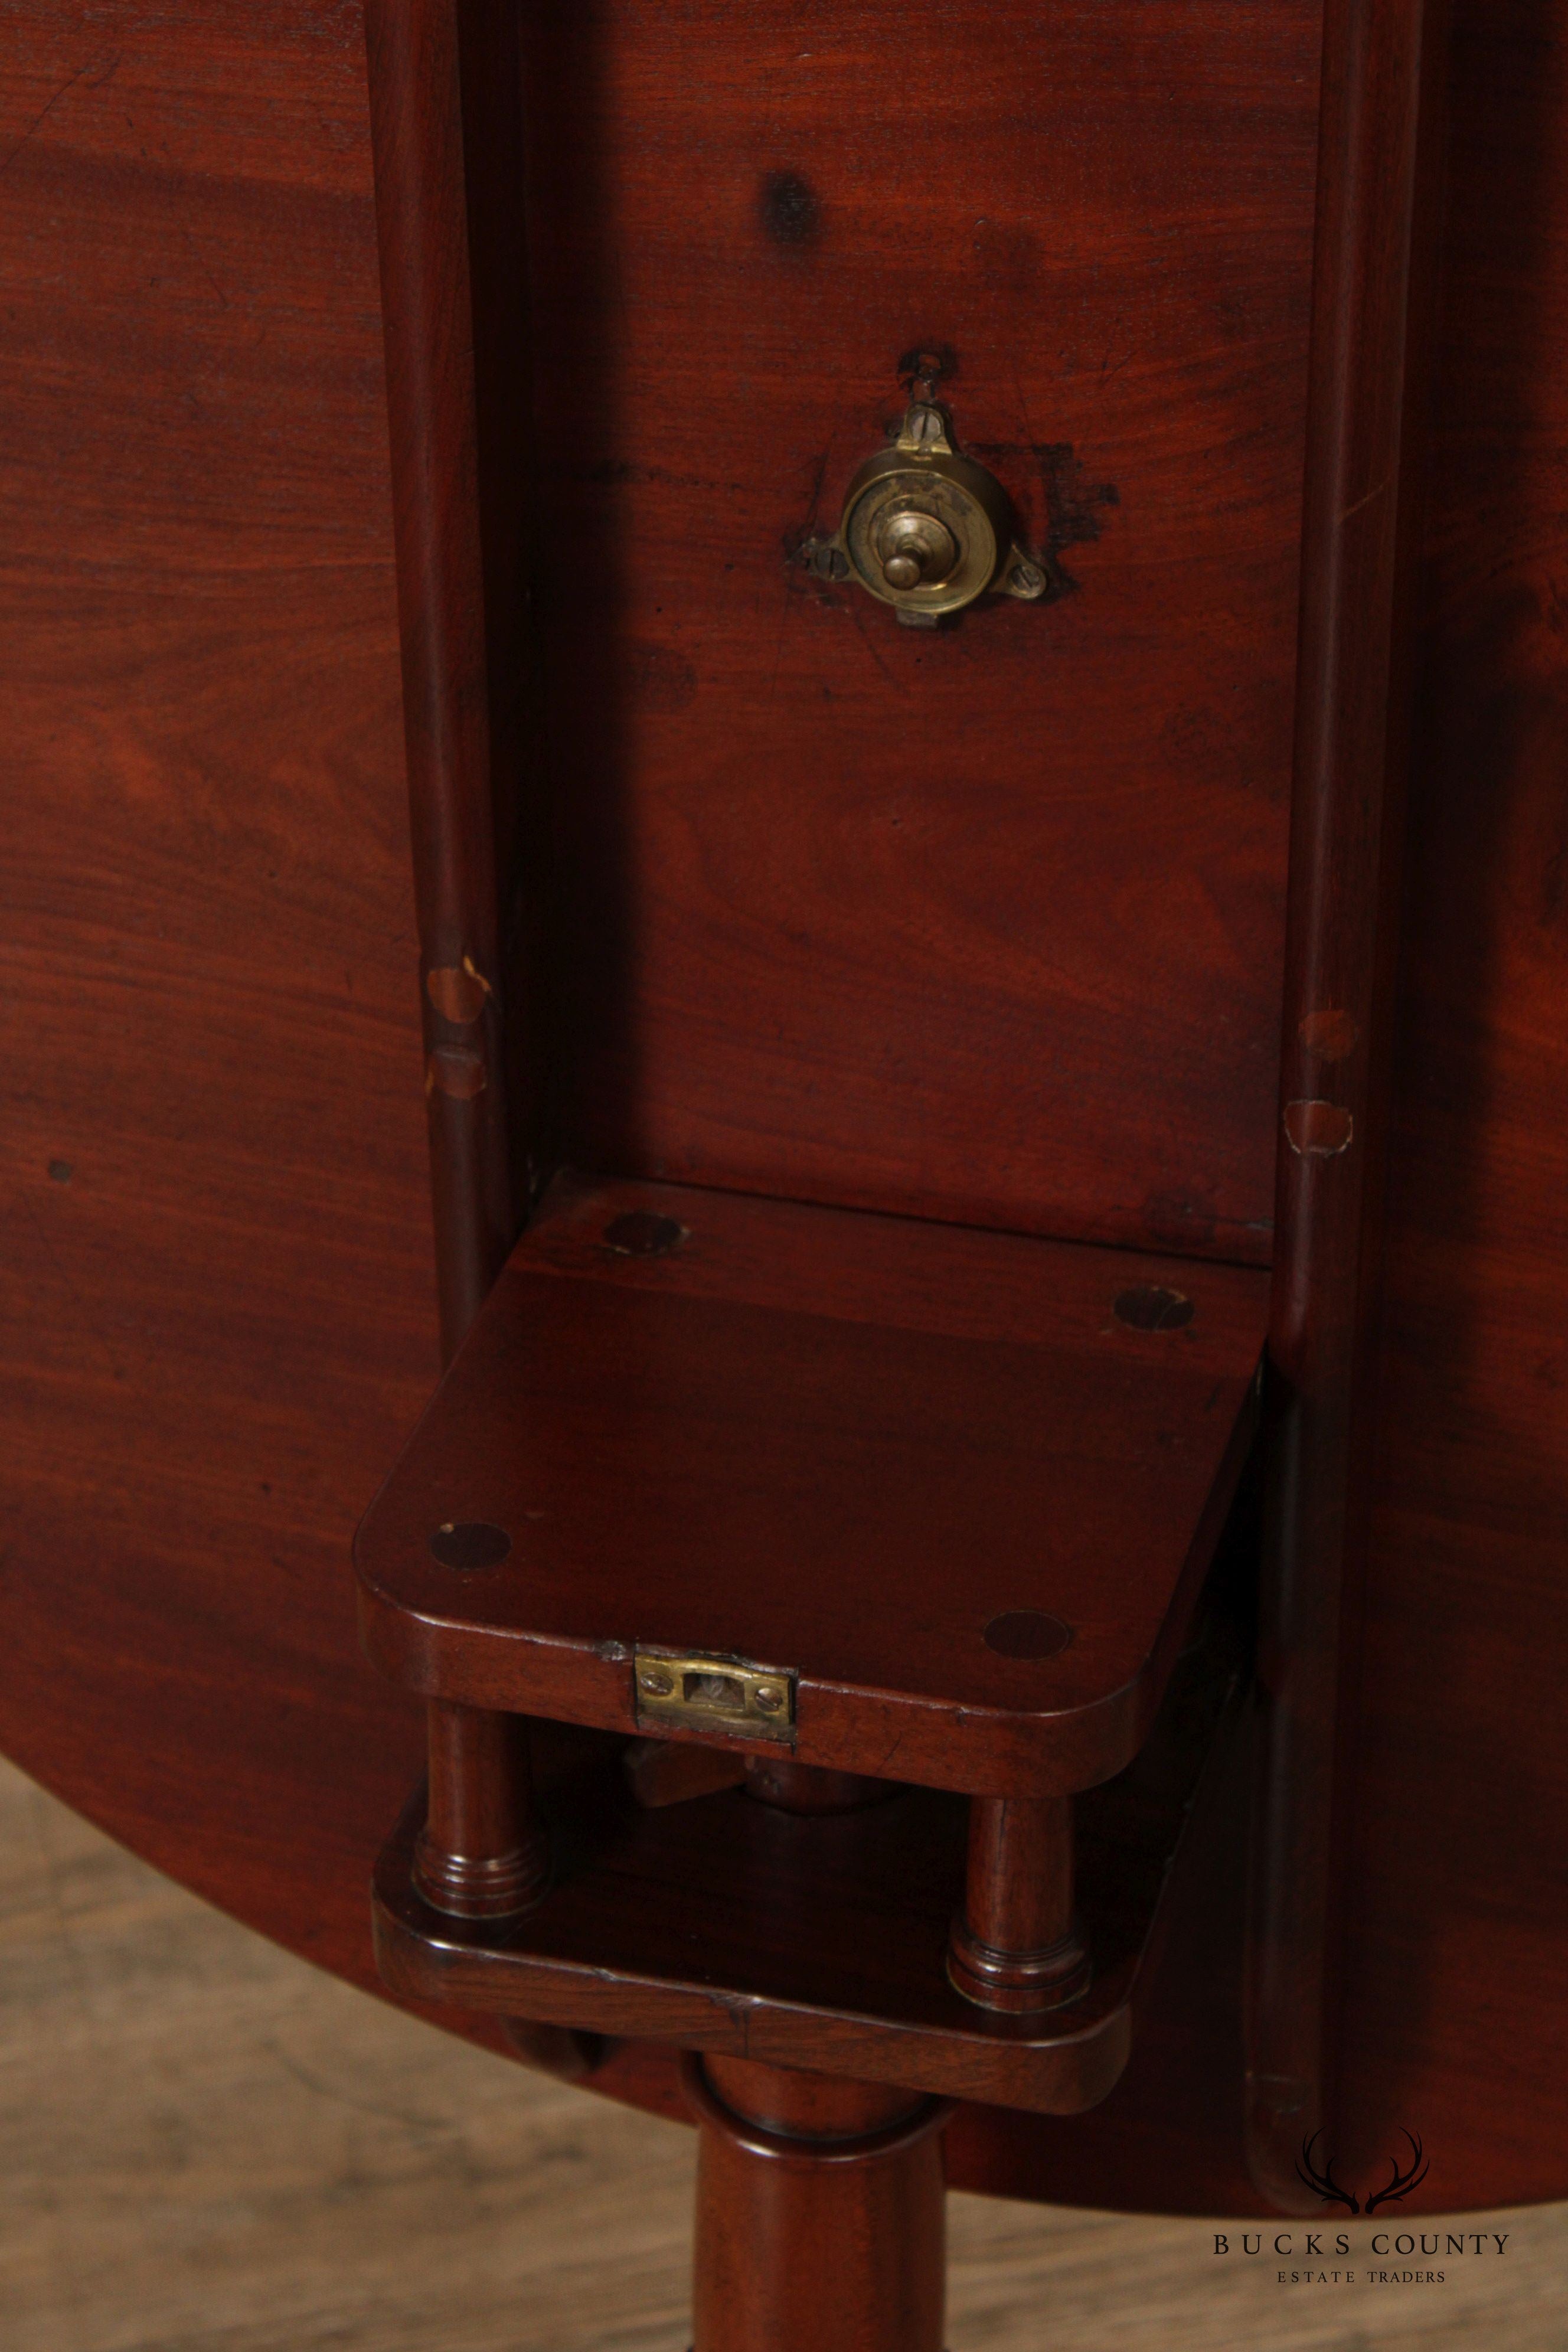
[0,50,119,178]
[1340,476,1389,526]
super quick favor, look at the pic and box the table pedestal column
[687,2054,949,2352]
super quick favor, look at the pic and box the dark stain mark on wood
[1113,1286,1195,1333]
[896,344,959,391]
[759,171,819,247]
[629,643,697,711]
[966,441,1119,606]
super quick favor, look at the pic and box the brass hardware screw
[753,1684,786,1714]
[638,1666,675,1697]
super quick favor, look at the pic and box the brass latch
[633,1647,796,1744]
[800,384,1047,628]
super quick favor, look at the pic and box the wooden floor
[0,1758,1559,2352]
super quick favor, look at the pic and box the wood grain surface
[2,1756,1562,2352]
[362,0,518,1357]
[0,0,497,2057]
[369,1634,1242,2112]
[0,0,1564,2230]
[357,1173,1266,1791]
[1328,0,1568,2193]
[1246,0,1454,2206]
[514,0,1321,1260]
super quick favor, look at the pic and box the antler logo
[1365,2132,1430,2213]
[1296,2130,1429,2215]
[1296,2132,1360,2212]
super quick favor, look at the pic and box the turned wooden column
[687,2055,949,2352]
[948,1793,1091,2011]
[412,1700,549,1919]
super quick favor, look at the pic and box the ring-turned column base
[411,1701,550,1920]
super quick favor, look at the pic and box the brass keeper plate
[633,1647,796,1745]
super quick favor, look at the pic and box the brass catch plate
[796,383,1048,626]
[633,1648,796,1745]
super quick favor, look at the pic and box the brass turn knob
[801,396,1047,628]
[877,505,960,592]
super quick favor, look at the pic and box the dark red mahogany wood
[374,1790,1129,2112]
[362,0,551,1953]
[625,1737,749,1809]
[362,0,514,1355]
[2,0,1566,2260]
[1330,0,1568,2194]
[413,1700,550,1919]
[370,1628,1244,2112]
[744,1759,890,1816]
[515,0,1319,1260]
[1246,0,1453,2210]
[950,1795,1092,2013]
[687,2058,949,2352]
[355,1173,1267,1795]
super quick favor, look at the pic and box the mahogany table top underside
[2,0,1564,2224]
[371,1624,1245,2118]
[356,1174,1268,1794]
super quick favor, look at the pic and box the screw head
[638,1665,675,1697]
[753,1683,786,1714]
[1011,560,1045,597]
